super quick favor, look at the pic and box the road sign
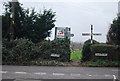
[70,34,74,37]
[66,34,74,37]
[82,33,90,36]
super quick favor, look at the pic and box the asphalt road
[1,65,120,81]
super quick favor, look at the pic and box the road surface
[1,65,120,81]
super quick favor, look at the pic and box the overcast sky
[0,0,119,43]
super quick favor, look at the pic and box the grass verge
[81,60,120,67]
[2,60,71,66]
[70,50,82,60]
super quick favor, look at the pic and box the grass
[2,60,71,66]
[70,50,82,60]
[82,60,120,67]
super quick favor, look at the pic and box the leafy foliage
[2,38,70,65]
[91,44,120,61]
[91,44,113,53]
[2,1,56,43]
[2,2,25,39]
[36,39,70,62]
[81,39,99,62]
[2,38,41,63]
[107,16,120,45]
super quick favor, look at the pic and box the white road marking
[14,80,42,81]
[34,72,46,75]
[70,74,81,76]
[86,74,92,77]
[88,75,92,76]
[112,70,119,72]
[113,75,116,81]
[15,72,27,74]
[53,73,65,76]
[0,71,8,73]
[104,74,111,77]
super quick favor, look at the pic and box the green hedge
[36,39,70,62]
[91,44,113,53]
[2,38,40,64]
[91,44,120,61]
[2,38,70,65]
[82,39,120,62]
[81,39,99,62]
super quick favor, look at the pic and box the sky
[0,0,119,43]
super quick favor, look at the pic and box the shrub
[2,38,70,65]
[91,43,113,53]
[51,39,70,62]
[91,44,120,61]
[36,39,70,62]
[2,38,41,64]
[81,39,99,62]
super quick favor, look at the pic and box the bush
[81,39,99,62]
[91,44,120,61]
[36,39,70,62]
[2,38,41,64]
[91,43,113,53]
[2,38,70,65]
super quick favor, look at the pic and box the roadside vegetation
[2,38,70,65]
[70,50,82,61]
[2,1,120,67]
[81,60,120,67]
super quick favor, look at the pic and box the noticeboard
[55,27,66,40]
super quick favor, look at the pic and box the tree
[2,1,56,43]
[21,9,56,43]
[107,16,120,45]
[2,1,25,39]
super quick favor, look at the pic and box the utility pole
[9,0,18,41]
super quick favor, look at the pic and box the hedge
[36,39,70,62]
[2,38,70,65]
[82,39,120,62]
[81,39,99,62]
[91,44,120,61]
[2,38,40,64]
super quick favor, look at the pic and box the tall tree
[20,9,56,43]
[2,1,56,43]
[2,1,25,39]
[107,16,120,45]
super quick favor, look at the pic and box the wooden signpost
[82,25,102,44]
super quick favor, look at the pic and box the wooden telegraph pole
[82,25,102,44]
[7,0,18,41]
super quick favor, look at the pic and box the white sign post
[82,25,102,44]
